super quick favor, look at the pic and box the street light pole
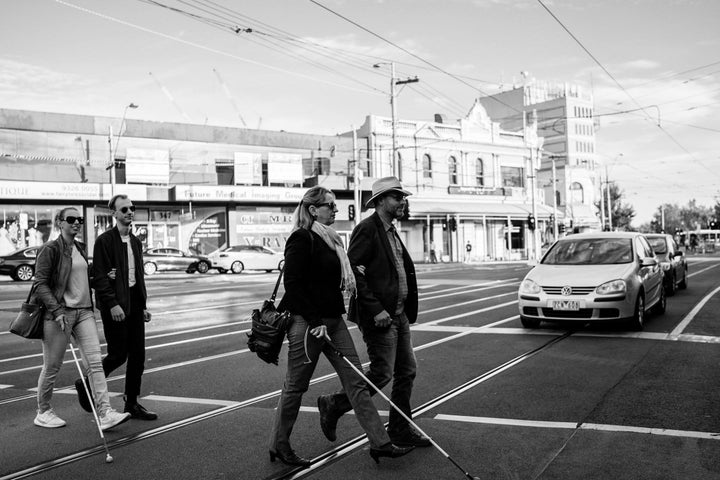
[373,62,418,178]
[108,103,139,197]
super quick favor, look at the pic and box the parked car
[645,233,688,295]
[207,245,284,274]
[0,246,39,281]
[142,247,211,275]
[518,232,665,330]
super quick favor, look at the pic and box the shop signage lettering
[174,185,305,203]
[448,185,504,196]
[0,181,100,200]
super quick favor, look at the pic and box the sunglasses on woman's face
[63,216,84,225]
[117,205,136,214]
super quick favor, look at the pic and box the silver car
[645,234,688,296]
[207,245,284,274]
[518,232,665,330]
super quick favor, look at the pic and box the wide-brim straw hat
[365,176,412,208]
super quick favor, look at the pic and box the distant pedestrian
[269,186,413,466]
[92,194,157,421]
[429,241,438,264]
[317,176,431,449]
[465,241,472,263]
[33,206,130,431]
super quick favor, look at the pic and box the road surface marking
[434,414,720,441]
[669,283,720,338]
[142,394,241,407]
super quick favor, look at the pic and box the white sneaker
[34,409,67,428]
[99,409,131,431]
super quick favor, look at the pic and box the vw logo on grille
[561,286,573,296]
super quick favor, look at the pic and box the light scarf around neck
[310,221,356,297]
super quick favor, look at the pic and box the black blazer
[277,228,346,328]
[347,212,418,330]
[92,227,147,313]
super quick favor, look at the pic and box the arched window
[396,151,403,181]
[569,182,584,204]
[422,154,432,179]
[475,158,484,186]
[555,190,562,206]
[448,156,458,185]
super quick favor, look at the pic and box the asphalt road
[1,258,719,480]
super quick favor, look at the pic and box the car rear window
[542,238,633,265]
[647,237,668,253]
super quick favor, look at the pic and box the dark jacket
[92,226,147,313]
[33,235,92,320]
[277,228,346,328]
[347,212,418,330]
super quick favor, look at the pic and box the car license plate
[551,300,580,311]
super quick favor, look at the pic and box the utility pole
[373,62,418,178]
[352,126,361,228]
[108,103,139,197]
[551,155,558,239]
[606,166,613,231]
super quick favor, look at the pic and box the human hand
[310,325,328,340]
[143,310,152,323]
[356,265,366,275]
[110,305,125,322]
[373,310,392,328]
[55,314,67,332]
[108,268,116,280]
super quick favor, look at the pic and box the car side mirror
[641,257,657,267]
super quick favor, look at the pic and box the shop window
[569,182,584,204]
[114,158,126,184]
[501,166,524,188]
[448,156,458,185]
[0,204,81,254]
[422,154,432,179]
[215,160,234,185]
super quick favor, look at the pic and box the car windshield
[647,237,668,254]
[542,238,633,265]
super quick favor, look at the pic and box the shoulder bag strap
[269,266,284,302]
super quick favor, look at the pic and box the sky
[1,0,719,225]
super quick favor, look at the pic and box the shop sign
[174,185,305,203]
[267,152,303,184]
[0,180,101,200]
[234,152,262,185]
[448,185,504,196]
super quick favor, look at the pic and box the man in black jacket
[92,194,157,421]
[317,177,429,447]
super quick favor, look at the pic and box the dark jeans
[269,315,391,451]
[100,286,146,402]
[329,312,417,436]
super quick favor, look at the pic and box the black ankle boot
[269,445,311,467]
[369,443,414,464]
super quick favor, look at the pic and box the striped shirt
[381,217,408,315]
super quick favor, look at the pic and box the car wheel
[520,316,541,329]
[14,265,34,282]
[231,261,244,274]
[654,284,666,315]
[678,269,688,290]
[197,261,210,274]
[144,262,157,276]
[628,293,645,331]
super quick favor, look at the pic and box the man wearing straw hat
[317,176,430,448]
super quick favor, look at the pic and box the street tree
[596,183,635,231]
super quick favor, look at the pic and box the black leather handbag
[247,267,290,365]
[9,285,45,339]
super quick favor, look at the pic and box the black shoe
[369,443,415,464]
[390,429,432,448]
[124,402,158,420]
[269,446,311,467]
[74,377,92,413]
[317,395,339,442]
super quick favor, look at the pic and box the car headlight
[596,279,626,295]
[519,278,541,294]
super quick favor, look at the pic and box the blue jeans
[269,315,391,451]
[328,312,417,436]
[37,307,112,415]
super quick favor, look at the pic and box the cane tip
[105,454,114,464]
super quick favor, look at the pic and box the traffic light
[558,223,566,234]
[449,218,457,232]
[348,204,355,221]
[442,220,448,231]
[527,214,536,231]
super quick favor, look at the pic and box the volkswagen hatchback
[518,232,665,330]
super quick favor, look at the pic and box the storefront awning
[408,198,559,220]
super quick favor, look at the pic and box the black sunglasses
[386,192,407,202]
[316,202,337,210]
[63,216,84,225]
[117,205,136,214]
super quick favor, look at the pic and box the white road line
[299,406,390,417]
[669,284,720,338]
[142,394,241,407]
[687,263,719,278]
[434,414,720,441]
[420,300,518,326]
[421,280,518,300]
[0,384,11,389]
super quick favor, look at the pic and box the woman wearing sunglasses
[32,207,130,430]
[268,186,414,466]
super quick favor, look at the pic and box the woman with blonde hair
[268,186,413,466]
[33,207,130,431]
